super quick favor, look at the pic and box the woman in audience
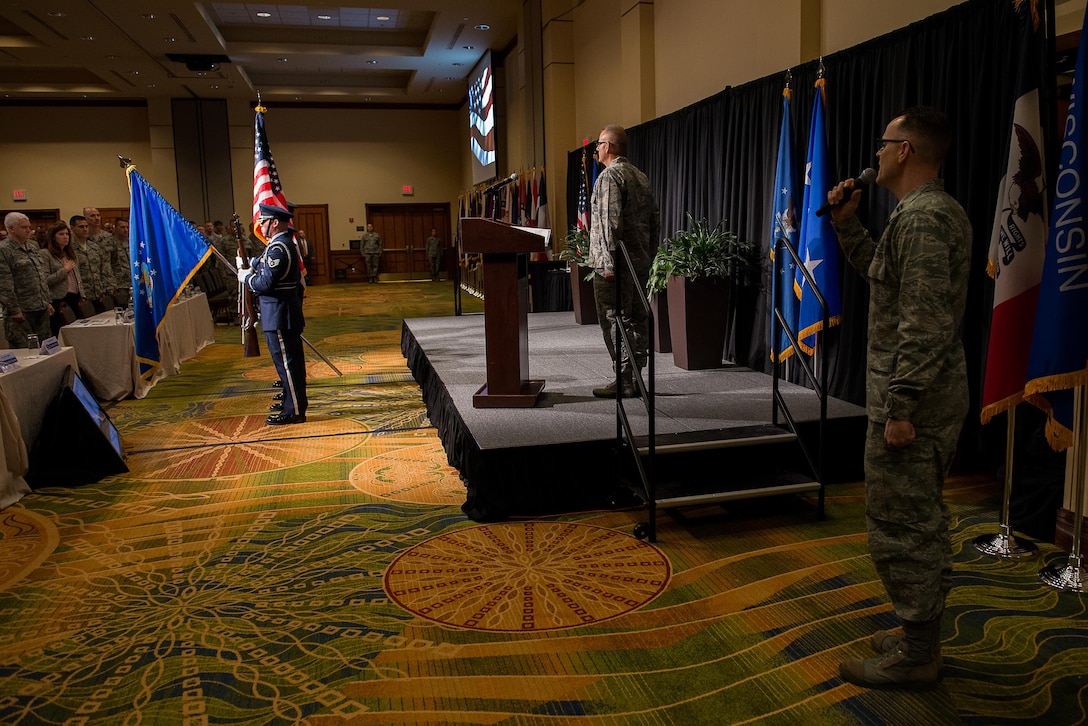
[40,221,84,333]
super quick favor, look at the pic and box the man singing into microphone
[826,106,971,689]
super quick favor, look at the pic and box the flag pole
[974,405,1038,558]
[1040,386,1087,592]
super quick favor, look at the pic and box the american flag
[577,146,591,230]
[253,105,289,241]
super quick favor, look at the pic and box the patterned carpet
[1,281,1086,725]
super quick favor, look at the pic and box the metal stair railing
[771,234,828,518]
[612,240,657,541]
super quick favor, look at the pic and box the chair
[78,299,97,318]
[100,293,116,310]
[58,303,77,326]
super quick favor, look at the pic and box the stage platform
[402,312,867,521]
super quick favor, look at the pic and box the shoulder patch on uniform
[268,257,281,268]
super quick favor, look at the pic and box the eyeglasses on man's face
[595,139,610,148]
[876,138,915,154]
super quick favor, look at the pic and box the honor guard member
[240,203,307,425]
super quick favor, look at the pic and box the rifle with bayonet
[233,213,261,357]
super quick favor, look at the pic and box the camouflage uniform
[361,231,382,281]
[72,238,108,303]
[831,178,971,624]
[95,231,131,296]
[0,238,53,347]
[588,156,660,374]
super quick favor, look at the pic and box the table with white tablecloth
[57,292,216,401]
[0,347,80,509]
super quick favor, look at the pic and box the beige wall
[0,105,154,220]
[225,104,465,250]
[8,0,1086,248]
[0,102,465,252]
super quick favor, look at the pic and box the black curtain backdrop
[570,0,1028,467]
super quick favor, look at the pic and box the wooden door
[364,203,452,281]
[290,205,331,284]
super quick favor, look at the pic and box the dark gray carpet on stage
[404,311,864,451]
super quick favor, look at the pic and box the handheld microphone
[815,168,876,217]
[482,173,518,194]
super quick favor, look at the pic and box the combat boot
[870,625,943,668]
[592,370,637,398]
[840,618,942,689]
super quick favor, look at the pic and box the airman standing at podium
[588,124,660,398]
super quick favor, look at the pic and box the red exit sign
[12,189,26,201]
[401,185,414,196]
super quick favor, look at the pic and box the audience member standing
[1,212,54,348]
[113,218,132,303]
[361,223,382,283]
[41,221,84,333]
[425,228,443,281]
[84,207,118,298]
[70,215,106,311]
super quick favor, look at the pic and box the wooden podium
[461,217,548,408]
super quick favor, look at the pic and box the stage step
[652,469,820,509]
[634,423,796,455]
[620,422,821,518]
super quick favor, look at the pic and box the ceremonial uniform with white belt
[243,204,307,425]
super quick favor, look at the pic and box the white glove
[236,256,245,270]
[237,268,250,283]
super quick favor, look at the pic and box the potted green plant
[557,225,597,325]
[647,215,758,369]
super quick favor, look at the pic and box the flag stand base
[1039,554,1086,592]
[973,524,1038,559]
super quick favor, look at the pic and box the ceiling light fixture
[47,11,66,17]
[317,14,332,20]
[163,37,175,42]
[463,45,474,50]
[376,15,390,21]
[278,57,289,62]
[366,60,377,65]
[81,35,95,41]
[141,13,155,20]
[256,12,272,18]
[474,24,490,31]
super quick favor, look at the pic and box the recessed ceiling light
[146,83,156,88]
[163,37,175,42]
[278,57,289,62]
[294,96,302,101]
[47,11,66,17]
[128,70,140,75]
[105,54,120,60]
[211,85,220,89]
[474,24,490,31]
[256,12,272,18]
[81,35,95,41]
[141,13,155,20]
[376,15,390,21]
[463,45,474,50]
[317,14,332,20]
[366,60,377,65]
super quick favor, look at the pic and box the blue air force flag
[795,77,842,354]
[771,85,800,362]
[127,166,212,384]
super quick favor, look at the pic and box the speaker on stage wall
[26,366,128,488]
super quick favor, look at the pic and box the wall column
[542,3,576,242]
[621,1,655,125]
